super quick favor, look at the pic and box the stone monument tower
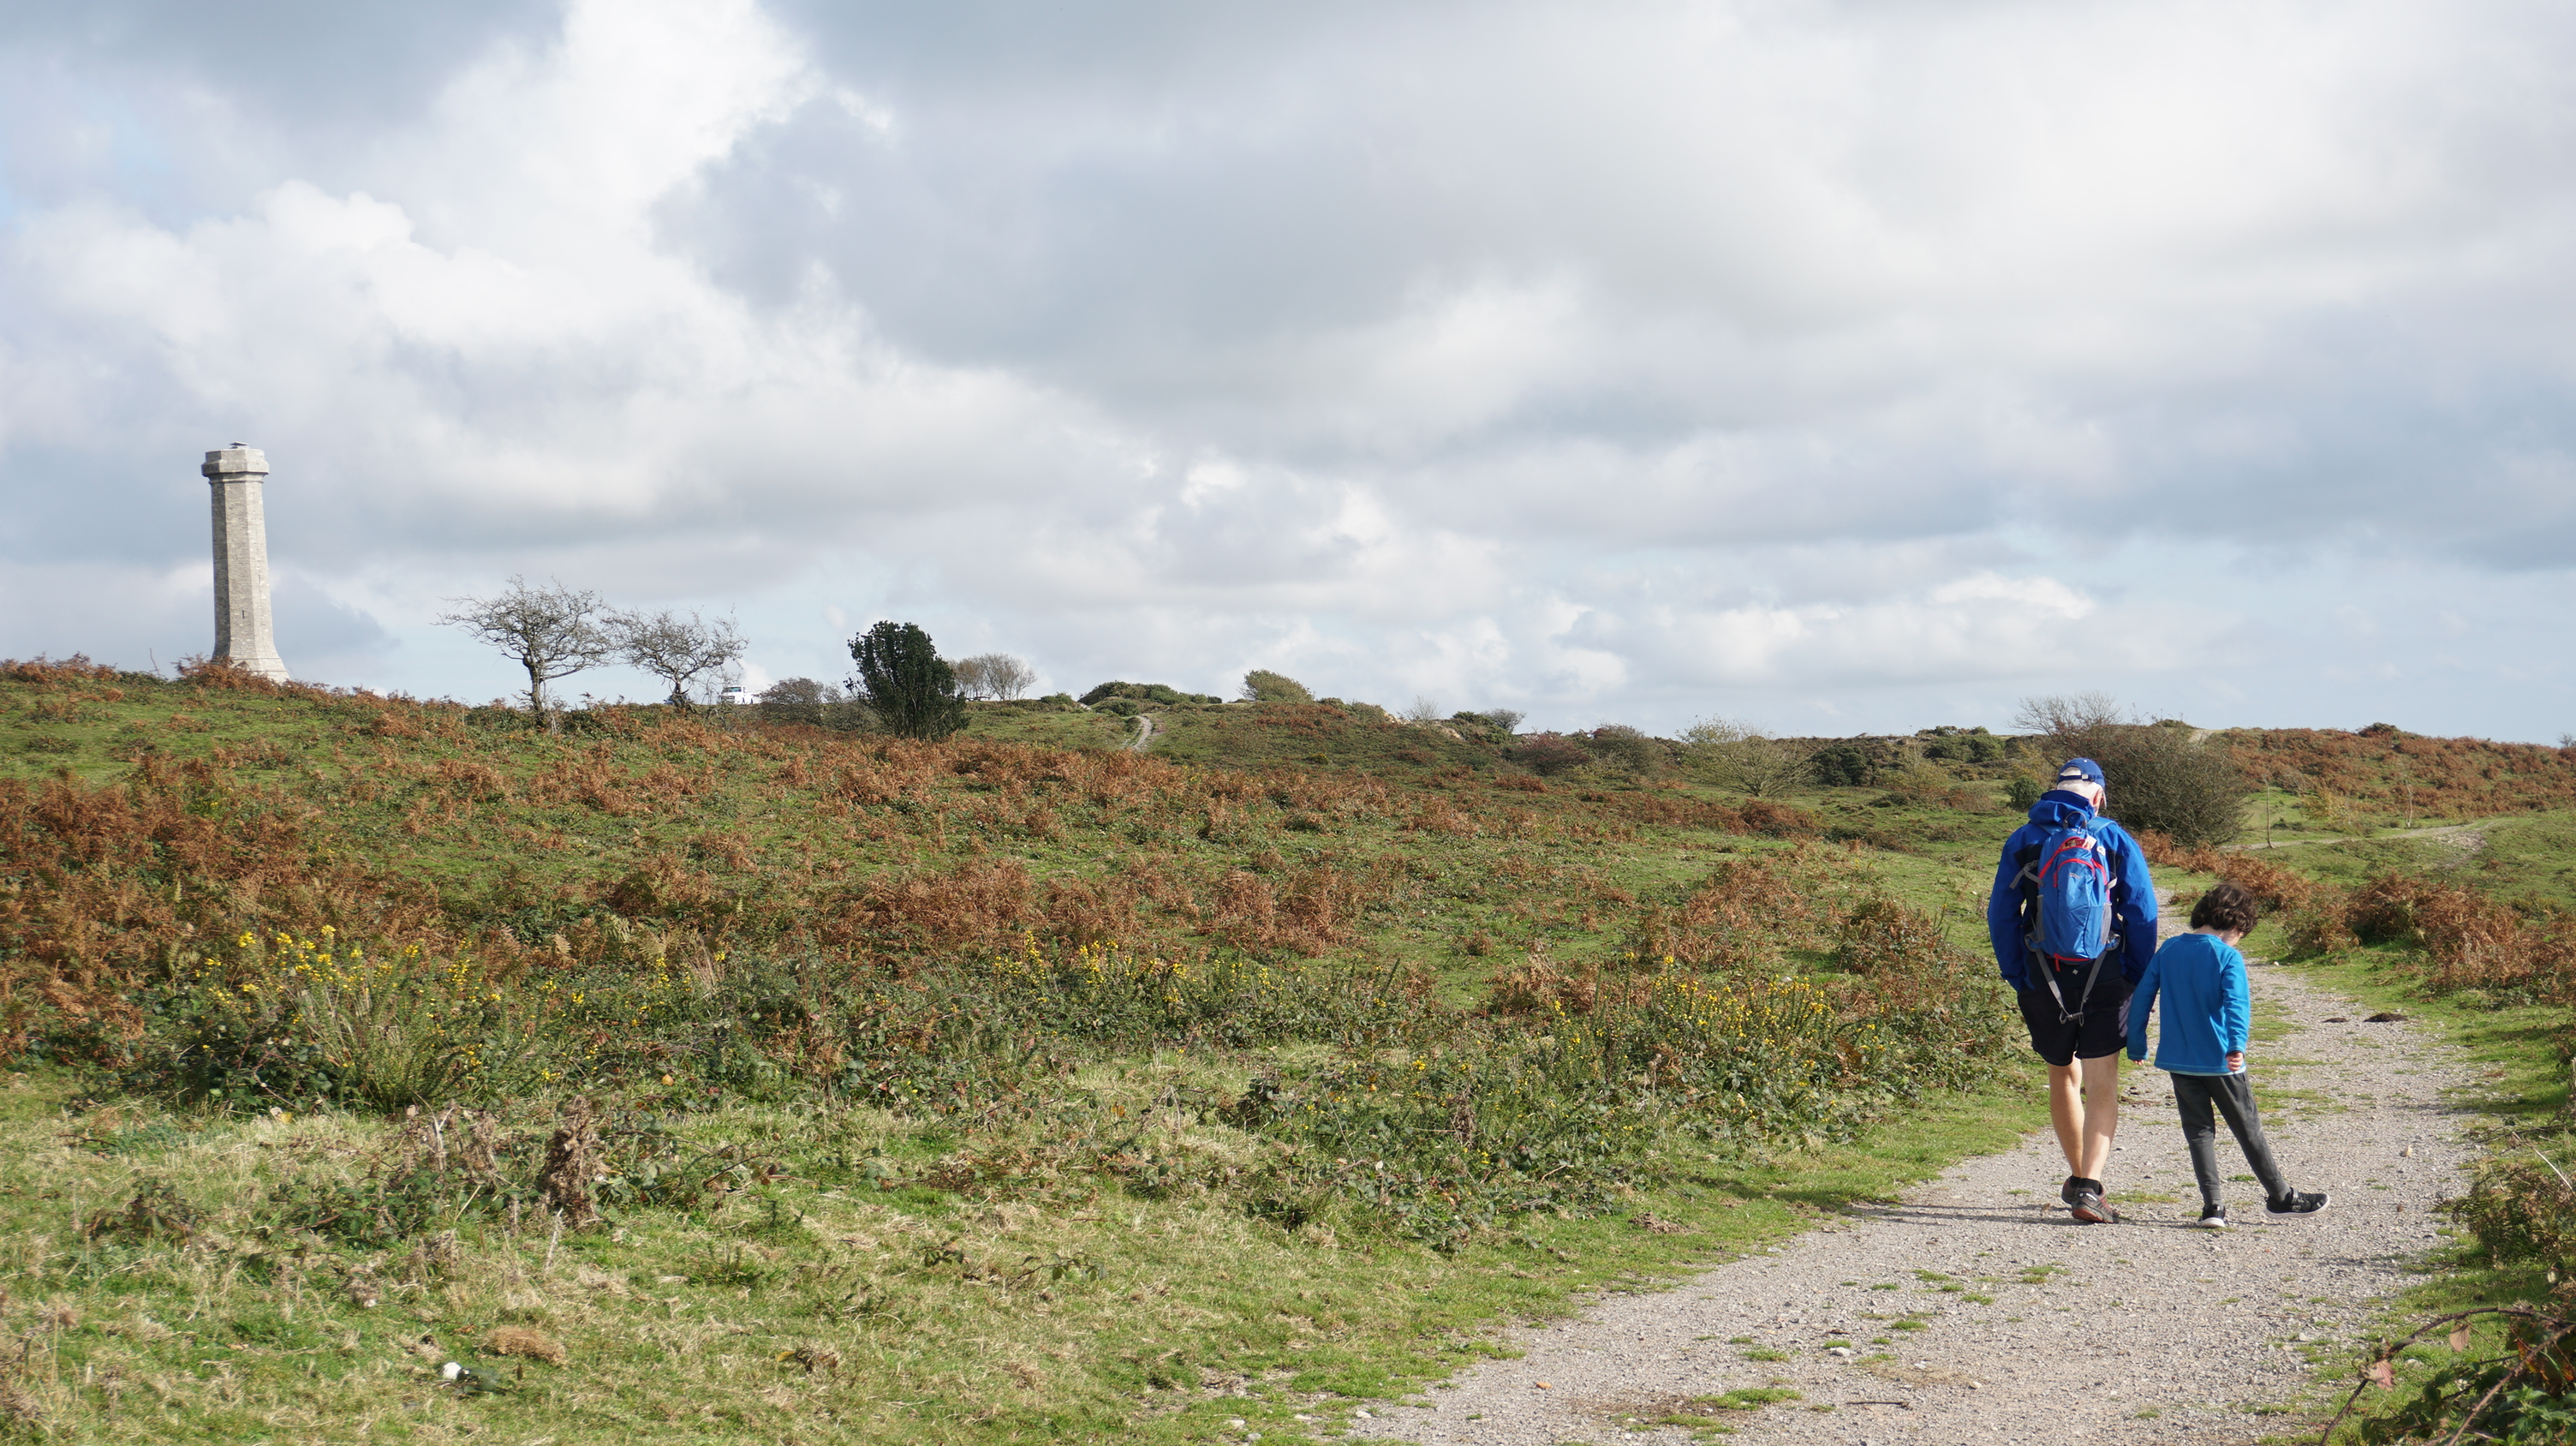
[202,444,289,681]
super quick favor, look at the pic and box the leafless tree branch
[437,577,614,732]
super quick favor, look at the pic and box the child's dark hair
[2189,881,2261,936]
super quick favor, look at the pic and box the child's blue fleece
[2125,932,2249,1075]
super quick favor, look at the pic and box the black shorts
[2017,965,2132,1067]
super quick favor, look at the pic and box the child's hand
[2226,1051,2245,1073]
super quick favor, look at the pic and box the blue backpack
[2013,819,2119,1021]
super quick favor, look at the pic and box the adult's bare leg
[2046,1054,2124,1180]
[2047,1062,2086,1175]
[2076,1052,2121,1181]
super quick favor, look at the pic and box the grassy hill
[0,656,2568,1443]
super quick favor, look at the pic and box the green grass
[12,667,2572,1442]
[0,1064,2044,1443]
[0,665,2075,1442]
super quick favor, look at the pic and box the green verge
[2245,948,2570,1442]
[0,1064,2043,1443]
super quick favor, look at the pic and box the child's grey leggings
[2172,1072,2292,1210]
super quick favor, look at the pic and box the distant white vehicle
[719,685,748,705]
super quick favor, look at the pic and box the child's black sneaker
[2193,1206,2229,1229]
[2060,1175,2092,1206]
[2266,1191,2329,1217]
[2069,1189,2120,1224]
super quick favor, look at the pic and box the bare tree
[2012,691,2128,736]
[988,654,1036,699]
[1402,696,1444,724]
[607,607,747,708]
[438,577,615,732]
[953,652,1037,701]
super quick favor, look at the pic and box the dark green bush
[1079,681,1211,707]
[1920,726,2006,764]
[2016,696,2251,846]
[847,622,969,741]
[1809,743,1878,788]
[2072,723,2248,845]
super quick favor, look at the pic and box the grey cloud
[9,0,2576,742]
[0,2,562,134]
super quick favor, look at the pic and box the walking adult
[1987,757,2158,1223]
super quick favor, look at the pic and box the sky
[3,0,2573,740]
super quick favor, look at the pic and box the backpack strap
[2033,949,2104,1025]
[2010,841,2043,933]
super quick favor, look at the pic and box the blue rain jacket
[1985,791,2159,990]
[2125,931,2248,1074]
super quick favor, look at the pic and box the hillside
[1,657,2568,1443]
[0,662,1872,1030]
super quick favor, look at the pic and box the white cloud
[5,0,2576,739]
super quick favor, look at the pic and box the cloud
[4,0,2576,740]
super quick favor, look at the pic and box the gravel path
[1366,960,2478,1446]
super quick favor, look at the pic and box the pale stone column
[202,444,289,681]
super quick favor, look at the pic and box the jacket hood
[2027,792,2098,829]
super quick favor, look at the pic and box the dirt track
[1362,964,2476,1446]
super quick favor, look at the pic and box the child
[2125,880,2329,1228]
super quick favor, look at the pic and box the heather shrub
[1583,726,1666,777]
[1509,732,1593,778]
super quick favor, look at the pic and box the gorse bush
[1078,681,1216,707]
[1582,726,1667,777]
[1917,726,2007,765]
[131,928,695,1110]
[1239,669,1314,704]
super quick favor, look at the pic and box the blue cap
[2055,757,2105,786]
